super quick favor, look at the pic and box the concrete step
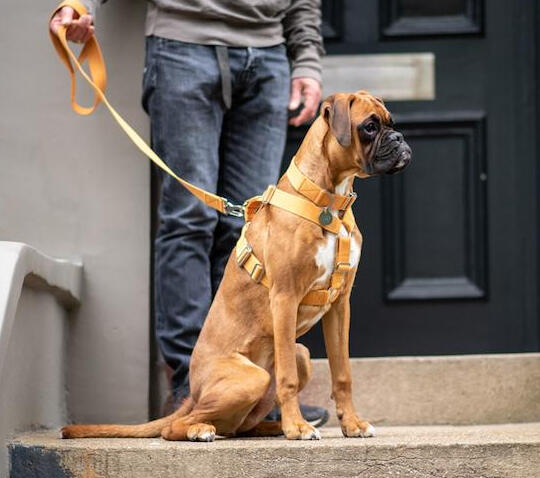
[299,353,540,426]
[9,423,540,478]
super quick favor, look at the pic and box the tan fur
[62,91,403,441]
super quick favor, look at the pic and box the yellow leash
[49,0,244,217]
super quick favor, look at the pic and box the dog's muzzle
[372,130,412,175]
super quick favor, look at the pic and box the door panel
[380,0,484,37]
[287,0,539,357]
[382,112,487,301]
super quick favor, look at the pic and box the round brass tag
[319,209,333,226]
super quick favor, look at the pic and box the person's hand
[288,77,322,127]
[49,6,95,43]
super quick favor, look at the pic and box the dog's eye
[363,122,379,135]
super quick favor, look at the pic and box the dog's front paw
[283,420,321,440]
[340,417,375,438]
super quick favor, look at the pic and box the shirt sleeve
[282,0,325,84]
[81,0,105,17]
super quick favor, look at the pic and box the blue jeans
[142,36,290,398]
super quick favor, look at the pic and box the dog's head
[321,90,411,177]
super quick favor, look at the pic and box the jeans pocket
[141,60,157,114]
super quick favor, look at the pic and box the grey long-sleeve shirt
[82,0,324,83]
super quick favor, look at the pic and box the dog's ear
[321,93,353,148]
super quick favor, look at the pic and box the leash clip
[224,200,245,218]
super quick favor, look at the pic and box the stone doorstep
[9,423,540,478]
[300,353,540,426]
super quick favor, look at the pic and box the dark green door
[286,0,539,357]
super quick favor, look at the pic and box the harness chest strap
[236,222,354,306]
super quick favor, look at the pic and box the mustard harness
[49,0,358,307]
[238,159,357,306]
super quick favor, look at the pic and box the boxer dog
[62,90,411,441]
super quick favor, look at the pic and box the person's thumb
[60,6,75,26]
[288,80,302,110]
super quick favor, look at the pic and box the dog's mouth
[384,147,412,174]
[369,131,412,175]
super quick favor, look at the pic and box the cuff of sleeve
[289,43,323,85]
[81,0,97,17]
[291,66,322,84]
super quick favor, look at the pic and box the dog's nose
[388,131,403,143]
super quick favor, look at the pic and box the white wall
[0,288,67,476]
[0,0,150,423]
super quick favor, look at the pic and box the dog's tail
[61,396,194,439]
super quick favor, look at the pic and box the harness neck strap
[260,186,342,234]
[286,158,357,211]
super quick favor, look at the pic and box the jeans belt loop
[215,46,232,109]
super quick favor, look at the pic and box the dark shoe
[264,404,329,428]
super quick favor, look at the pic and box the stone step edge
[9,424,540,478]
[299,353,540,426]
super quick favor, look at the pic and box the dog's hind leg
[161,353,271,441]
[237,343,313,437]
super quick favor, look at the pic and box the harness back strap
[49,0,238,216]
[236,224,269,287]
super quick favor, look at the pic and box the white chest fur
[313,226,361,287]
